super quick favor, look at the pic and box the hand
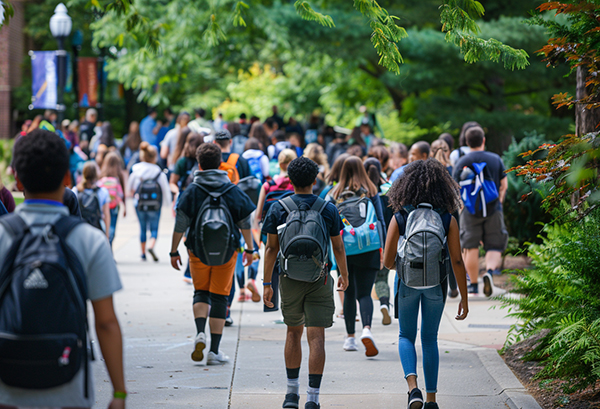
[337,275,348,292]
[171,255,182,271]
[253,252,260,261]
[242,251,253,267]
[263,285,274,308]
[108,398,125,409]
[456,298,469,320]
[122,208,127,218]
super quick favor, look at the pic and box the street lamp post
[49,3,72,123]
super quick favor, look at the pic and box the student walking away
[303,143,329,196]
[449,121,480,167]
[229,122,249,156]
[347,127,367,157]
[452,126,508,297]
[319,153,350,199]
[169,143,255,365]
[214,129,252,182]
[241,137,269,205]
[262,156,349,409]
[120,121,142,169]
[0,129,125,408]
[383,158,469,409]
[390,141,430,183]
[128,142,172,262]
[78,108,97,155]
[268,129,292,162]
[328,156,386,357]
[388,143,408,179]
[161,112,191,173]
[99,152,127,248]
[248,122,271,156]
[73,161,111,240]
[170,133,204,198]
[325,132,349,168]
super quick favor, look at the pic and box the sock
[210,333,222,354]
[194,317,207,334]
[380,296,390,307]
[307,374,322,404]
[286,367,300,395]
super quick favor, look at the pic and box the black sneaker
[483,272,493,297]
[305,402,320,409]
[408,388,424,409]
[282,393,299,408]
[148,247,159,262]
[467,283,478,295]
[424,403,439,409]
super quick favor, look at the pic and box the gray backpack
[277,196,329,282]
[397,203,449,288]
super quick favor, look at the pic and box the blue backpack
[458,162,499,217]
[335,192,383,256]
[0,214,90,395]
[247,154,265,183]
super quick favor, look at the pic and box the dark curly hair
[387,158,461,214]
[288,156,319,188]
[13,129,70,193]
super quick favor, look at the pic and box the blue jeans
[397,281,445,393]
[109,206,119,246]
[136,209,161,243]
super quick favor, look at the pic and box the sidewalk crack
[227,301,244,409]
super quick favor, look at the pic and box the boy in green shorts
[262,157,349,409]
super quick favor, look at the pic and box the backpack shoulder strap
[0,213,28,240]
[279,196,298,213]
[394,211,407,236]
[311,197,327,214]
[53,215,84,241]
[441,212,452,237]
[227,153,240,167]
[197,182,236,199]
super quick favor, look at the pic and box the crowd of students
[0,104,509,409]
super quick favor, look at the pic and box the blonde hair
[430,139,450,167]
[139,141,158,164]
[77,161,99,191]
[303,143,329,174]
[278,148,297,171]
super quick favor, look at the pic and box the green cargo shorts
[279,274,335,328]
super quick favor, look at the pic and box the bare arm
[255,186,267,228]
[383,217,400,270]
[170,231,184,270]
[102,203,111,240]
[169,173,181,195]
[160,144,169,160]
[447,217,469,320]
[240,228,254,267]
[499,177,508,204]
[331,235,348,291]
[92,296,125,406]
[262,233,280,308]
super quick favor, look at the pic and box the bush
[502,131,552,245]
[501,207,600,393]
[0,139,14,187]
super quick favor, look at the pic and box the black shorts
[459,210,508,252]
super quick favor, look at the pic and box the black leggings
[344,262,379,335]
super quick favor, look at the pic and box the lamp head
[49,3,72,39]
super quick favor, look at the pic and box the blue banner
[31,51,58,109]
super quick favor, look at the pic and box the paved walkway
[90,205,540,408]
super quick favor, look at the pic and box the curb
[477,349,542,409]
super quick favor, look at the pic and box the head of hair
[101,152,124,179]
[430,139,450,166]
[368,145,390,171]
[465,126,485,148]
[177,112,190,126]
[331,156,378,199]
[172,126,192,161]
[438,133,454,151]
[196,143,221,170]
[240,113,247,120]
[346,144,365,158]
[264,117,278,131]
[278,148,297,171]
[303,143,329,174]
[272,130,287,142]
[164,107,174,116]
[85,108,97,122]
[411,141,431,157]
[227,122,241,136]
[364,157,383,189]
[100,122,115,146]
[349,126,366,147]
[244,137,262,151]
[95,144,108,168]
[288,132,304,148]
[287,157,319,188]
[387,159,461,214]
[68,120,79,133]
[195,108,206,118]
[139,141,158,164]
[126,121,142,151]
[13,129,69,193]
[183,133,204,158]
[147,107,157,116]
[459,121,481,147]
[77,161,100,191]
[327,153,350,184]
[249,122,270,154]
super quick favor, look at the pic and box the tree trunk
[575,65,600,135]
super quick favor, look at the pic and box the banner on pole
[30,51,58,109]
[78,57,98,108]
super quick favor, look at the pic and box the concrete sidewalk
[90,208,540,409]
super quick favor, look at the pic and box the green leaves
[204,14,227,47]
[232,1,249,27]
[294,1,334,28]
[0,0,15,28]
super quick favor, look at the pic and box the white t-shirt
[161,127,180,170]
[449,146,472,167]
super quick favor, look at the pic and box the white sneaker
[380,304,392,326]
[482,272,493,297]
[360,328,379,357]
[207,350,230,365]
[343,336,358,351]
[191,332,206,362]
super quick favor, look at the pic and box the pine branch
[232,1,249,27]
[203,13,227,47]
[294,1,335,28]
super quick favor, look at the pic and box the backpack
[237,176,262,206]
[193,184,238,266]
[180,159,198,191]
[247,154,265,183]
[277,196,330,283]
[98,177,121,210]
[136,172,163,212]
[0,214,90,395]
[396,204,450,288]
[261,177,295,221]
[269,159,280,178]
[219,154,240,184]
[272,142,291,161]
[335,192,383,256]
[231,135,248,156]
[78,187,103,230]
[458,162,499,217]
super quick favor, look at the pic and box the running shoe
[141,254,146,261]
[360,328,379,357]
[305,402,320,409]
[407,388,424,409]
[225,316,234,327]
[467,283,478,295]
[246,279,261,303]
[237,290,247,302]
[343,336,358,351]
[380,304,392,326]
[207,350,229,365]
[282,393,300,408]
[148,247,159,262]
[191,332,206,362]
[424,403,439,409]
[483,272,493,297]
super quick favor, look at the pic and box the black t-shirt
[262,194,343,238]
[223,152,251,180]
[453,150,506,212]
[79,121,95,142]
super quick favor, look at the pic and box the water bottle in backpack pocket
[277,197,330,283]
[136,172,163,212]
[336,193,383,256]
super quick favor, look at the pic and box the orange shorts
[188,251,237,296]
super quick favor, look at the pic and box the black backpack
[277,196,330,282]
[194,184,238,266]
[78,187,103,230]
[136,172,163,212]
[237,176,262,205]
[0,214,90,395]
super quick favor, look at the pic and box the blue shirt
[139,115,158,145]
[389,165,406,183]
